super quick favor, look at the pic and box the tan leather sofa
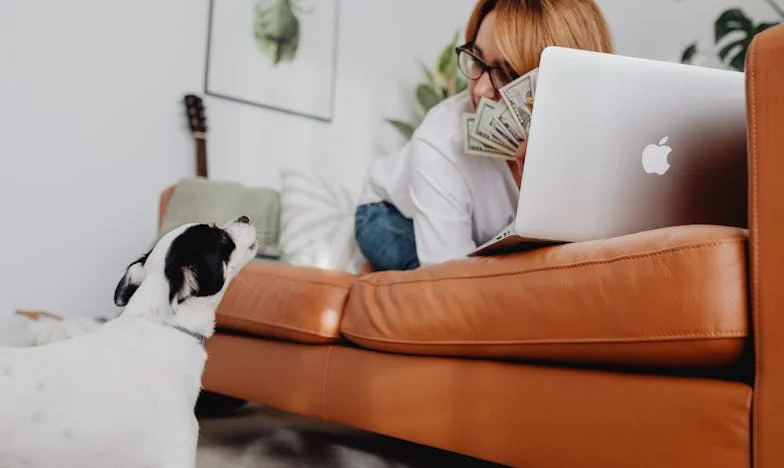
[159,27,784,467]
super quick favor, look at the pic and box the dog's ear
[165,256,226,304]
[113,251,150,306]
[164,225,231,304]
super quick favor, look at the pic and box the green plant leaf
[681,43,698,63]
[444,64,457,96]
[718,38,749,71]
[417,59,436,86]
[757,21,781,34]
[455,72,468,93]
[385,119,417,141]
[715,8,753,43]
[713,8,779,71]
[416,84,443,116]
[436,30,460,83]
[384,28,467,137]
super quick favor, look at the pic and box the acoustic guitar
[183,94,208,178]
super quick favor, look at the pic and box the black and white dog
[0,216,258,468]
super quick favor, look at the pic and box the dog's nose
[237,216,250,224]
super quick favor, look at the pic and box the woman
[355,0,613,271]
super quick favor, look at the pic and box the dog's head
[113,216,258,308]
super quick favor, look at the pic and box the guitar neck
[195,135,207,178]
[183,93,208,178]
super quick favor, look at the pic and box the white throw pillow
[279,170,365,274]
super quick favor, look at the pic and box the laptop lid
[514,46,748,243]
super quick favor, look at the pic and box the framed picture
[205,0,340,122]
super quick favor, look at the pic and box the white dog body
[0,317,204,468]
[0,218,257,468]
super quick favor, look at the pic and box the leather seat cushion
[341,225,749,368]
[323,346,752,468]
[216,261,354,344]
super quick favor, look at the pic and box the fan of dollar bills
[463,68,538,160]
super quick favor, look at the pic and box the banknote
[527,68,539,100]
[462,113,515,160]
[500,72,536,136]
[490,105,525,146]
[473,98,518,153]
[462,68,538,160]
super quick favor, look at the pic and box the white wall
[0,0,779,345]
[0,0,210,345]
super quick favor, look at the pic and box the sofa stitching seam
[321,346,334,420]
[219,315,340,341]
[748,37,762,466]
[339,329,747,346]
[242,272,354,289]
[357,239,745,286]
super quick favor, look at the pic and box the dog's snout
[237,216,250,224]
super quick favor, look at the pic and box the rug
[196,405,503,468]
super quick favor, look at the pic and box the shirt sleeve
[408,137,476,266]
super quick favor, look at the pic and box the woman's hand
[507,140,528,188]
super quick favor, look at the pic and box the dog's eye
[219,231,231,244]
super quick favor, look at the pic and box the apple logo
[641,136,673,175]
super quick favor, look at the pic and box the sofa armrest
[158,185,177,232]
[747,23,784,468]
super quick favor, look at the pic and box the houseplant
[386,30,469,141]
[681,1,783,71]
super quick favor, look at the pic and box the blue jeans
[355,202,420,271]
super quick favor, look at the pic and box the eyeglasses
[455,43,517,92]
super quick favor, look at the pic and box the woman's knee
[354,203,419,271]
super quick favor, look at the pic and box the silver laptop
[469,46,748,257]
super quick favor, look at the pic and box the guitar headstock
[183,94,207,137]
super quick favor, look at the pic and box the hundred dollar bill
[500,69,537,135]
[528,68,539,98]
[462,113,515,160]
[490,105,525,147]
[472,98,516,154]
[488,115,520,151]
[517,103,532,137]
[525,67,537,111]
[477,98,522,151]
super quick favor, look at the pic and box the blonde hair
[465,0,613,76]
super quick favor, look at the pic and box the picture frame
[204,0,340,122]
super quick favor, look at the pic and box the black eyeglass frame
[454,43,517,92]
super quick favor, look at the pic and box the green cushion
[160,177,282,259]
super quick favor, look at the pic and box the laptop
[469,46,748,257]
